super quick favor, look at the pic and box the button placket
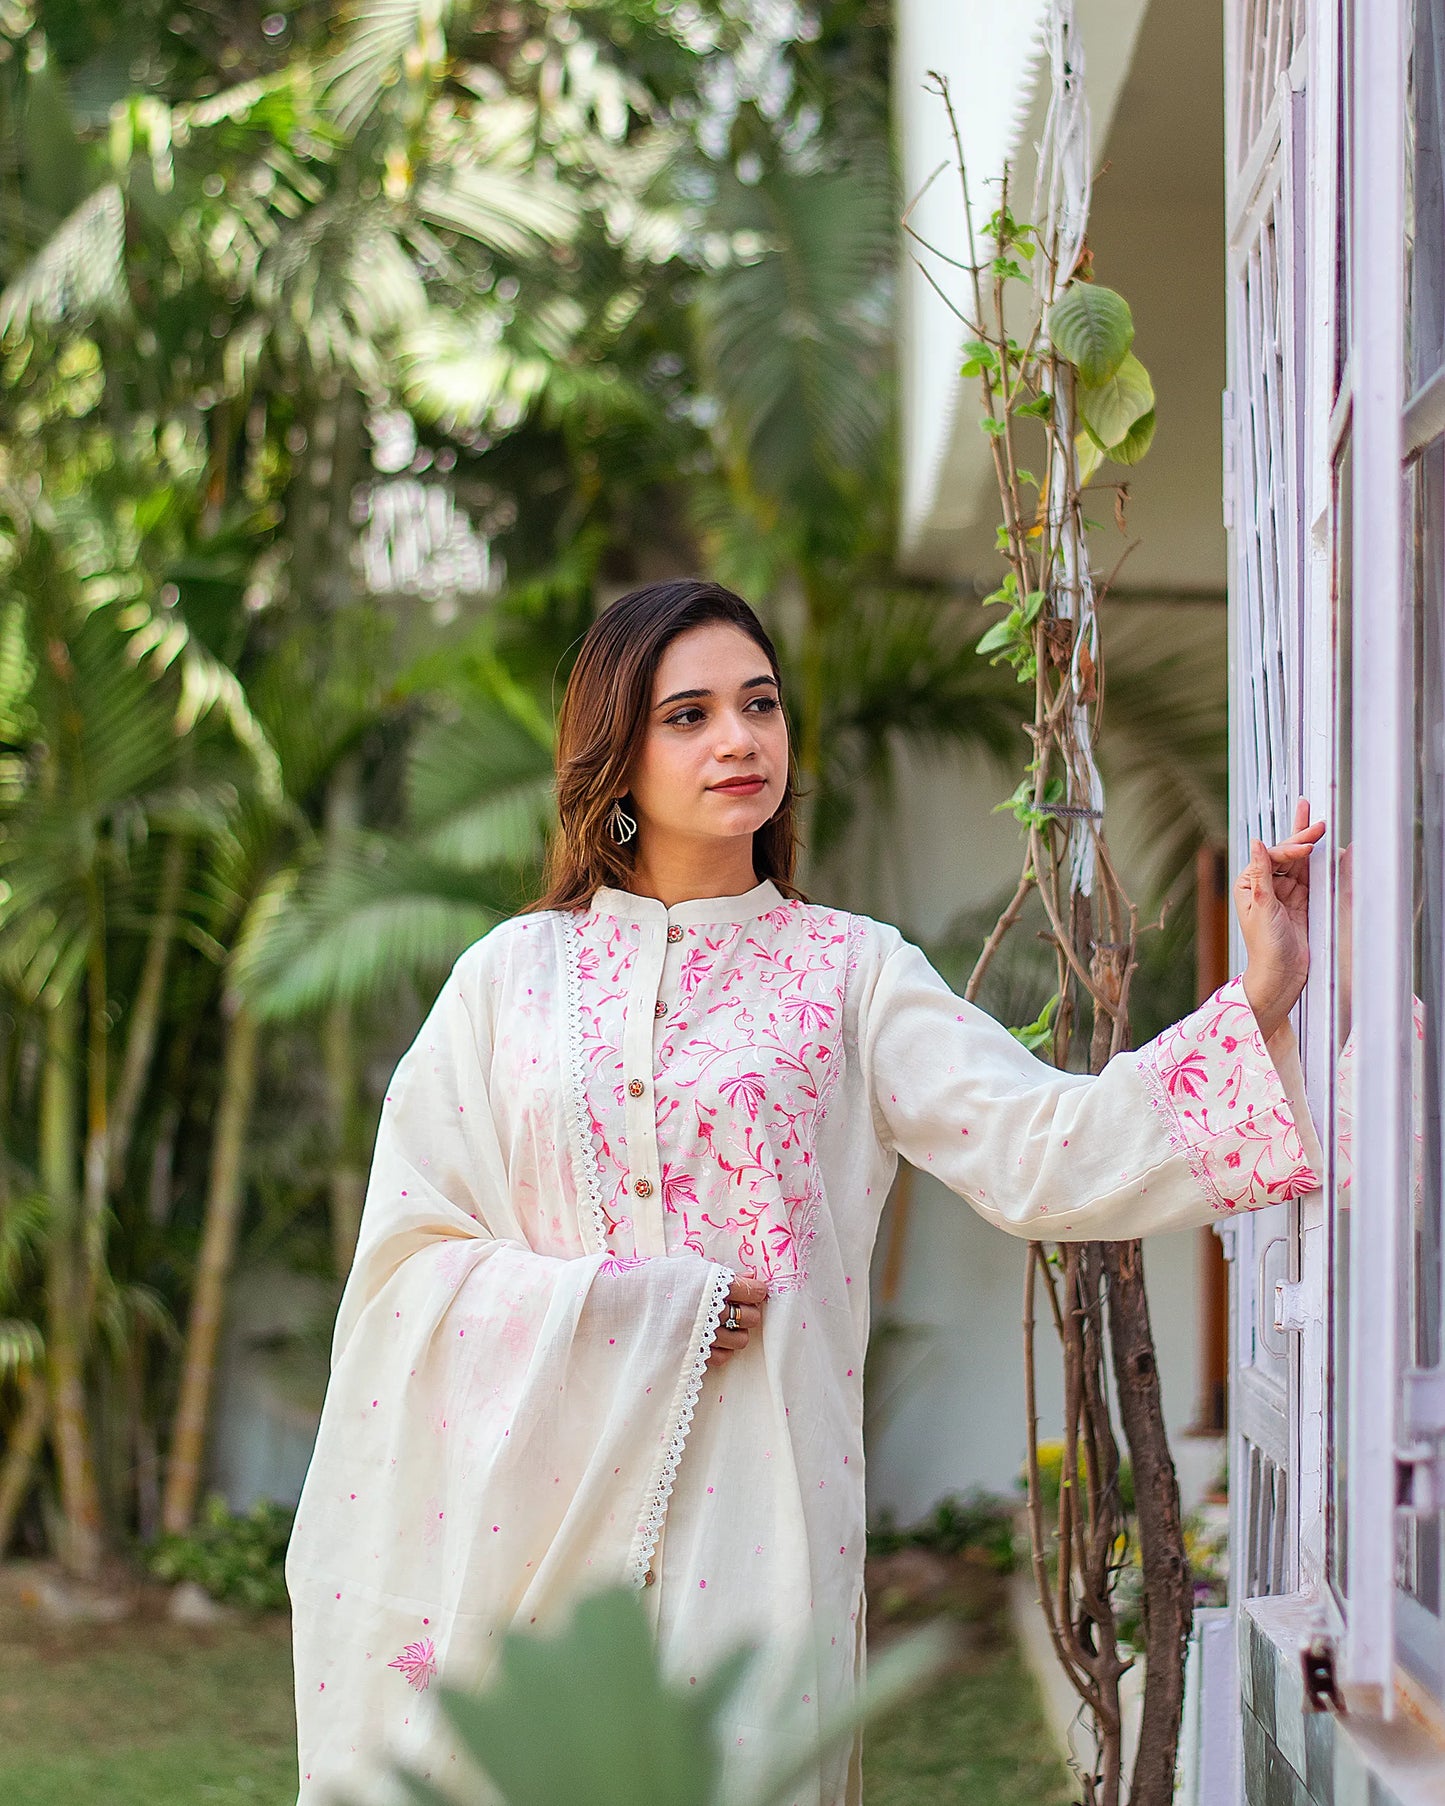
[622,919,667,1254]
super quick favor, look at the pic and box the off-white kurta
[287,878,1320,1805]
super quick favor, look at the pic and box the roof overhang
[894,0,1153,578]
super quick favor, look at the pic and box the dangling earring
[607,798,637,845]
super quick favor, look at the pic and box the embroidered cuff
[1138,975,1321,1212]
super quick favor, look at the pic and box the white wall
[875,0,1230,1524]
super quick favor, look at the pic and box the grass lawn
[0,1582,297,1806]
[0,1560,1072,1806]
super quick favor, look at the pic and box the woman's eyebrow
[655,674,778,709]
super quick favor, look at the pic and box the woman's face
[624,621,789,853]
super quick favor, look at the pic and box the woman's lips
[709,776,767,794]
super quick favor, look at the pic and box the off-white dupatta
[286,934,735,1804]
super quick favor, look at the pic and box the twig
[966,866,1035,1001]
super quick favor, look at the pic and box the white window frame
[1342,0,1410,1710]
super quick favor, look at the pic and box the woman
[287,579,1324,1805]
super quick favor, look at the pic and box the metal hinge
[1397,1367,1445,1517]
[1214,1221,1237,1263]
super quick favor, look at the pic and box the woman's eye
[665,708,704,727]
[747,696,780,715]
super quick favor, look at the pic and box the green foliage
[1029,1441,1135,1519]
[375,1585,948,1806]
[148,1495,294,1611]
[974,572,1044,684]
[867,1491,1019,1573]
[994,774,1063,832]
[1077,350,1155,453]
[1008,993,1058,1054]
[1047,282,1134,386]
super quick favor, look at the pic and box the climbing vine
[905,56,1189,1806]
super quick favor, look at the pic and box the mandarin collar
[588,876,785,927]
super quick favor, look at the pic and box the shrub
[147,1494,293,1611]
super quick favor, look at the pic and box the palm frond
[398,310,548,433]
[416,164,581,258]
[0,182,126,339]
[0,1318,43,1379]
[1096,611,1228,906]
[694,158,897,497]
[234,834,518,1019]
[322,0,463,135]
[408,687,556,870]
[0,1190,49,1310]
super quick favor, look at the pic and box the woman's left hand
[1235,796,1327,1040]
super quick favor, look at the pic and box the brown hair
[529,579,804,912]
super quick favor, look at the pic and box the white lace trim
[558,910,610,1256]
[626,1261,734,1589]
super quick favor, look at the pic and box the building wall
[879,0,1232,1525]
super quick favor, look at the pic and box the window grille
[1234,0,1306,169]
[1227,5,1307,1615]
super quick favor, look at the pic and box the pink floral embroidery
[389,1636,438,1692]
[599,1253,652,1274]
[564,902,863,1289]
[1137,976,1319,1211]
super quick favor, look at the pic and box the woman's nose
[713,711,760,757]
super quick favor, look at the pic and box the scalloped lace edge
[558,911,610,1256]
[626,1262,735,1590]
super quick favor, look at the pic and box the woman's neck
[624,838,759,909]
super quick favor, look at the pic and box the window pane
[1410,0,1445,390]
[1336,0,1355,397]
[1329,432,1354,1598]
[1401,440,1445,1641]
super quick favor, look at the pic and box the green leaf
[1076,352,1155,450]
[433,1587,733,1806]
[960,338,999,377]
[975,616,1019,655]
[979,415,1006,438]
[1009,993,1059,1053]
[1103,405,1157,466]
[1075,432,1105,485]
[1015,392,1053,418]
[1048,282,1134,384]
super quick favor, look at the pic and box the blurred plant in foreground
[355,1584,948,1806]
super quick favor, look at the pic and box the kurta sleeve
[858,933,1322,1241]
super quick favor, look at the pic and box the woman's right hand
[707,1277,768,1368]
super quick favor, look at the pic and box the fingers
[1267,824,1325,864]
[709,1277,768,1368]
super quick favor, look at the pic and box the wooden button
[666,924,683,943]
[627,1078,644,1098]
[654,999,666,1018]
[633,1177,654,1198]
[643,1567,656,1586]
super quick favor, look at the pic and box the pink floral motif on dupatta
[388,1636,438,1692]
[1137,975,1320,1210]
